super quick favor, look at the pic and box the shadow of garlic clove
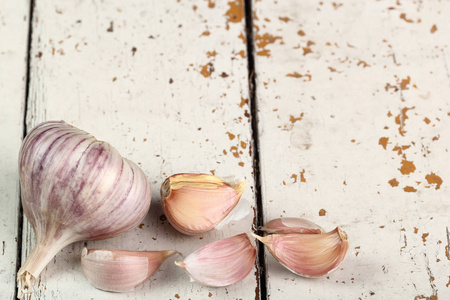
[175,233,256,287]
[81,248,179,292]
[253,227,349,277]
[160,173,248,235]
[259,217,324,234]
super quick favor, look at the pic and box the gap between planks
[14,0,34,299]
[244,0,267,299]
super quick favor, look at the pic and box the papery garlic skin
[253,227,348,277]
[161,173,247,235]
[175,233,256,287]
[259,218,324,234]
[81,248,178,292]
[17,121,151,298]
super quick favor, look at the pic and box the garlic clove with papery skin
[160,173,248,235]
[252,227,349,277]
[259,217,324,234]
[175,233,256,287]
[17,121,151,298]
[81,248,179,292]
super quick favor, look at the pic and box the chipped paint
[286,72,311,81]
[319,209,326,216]
[403,186,417,193]
[399,159,416,175]
[425,173,442,190]
[206,50,217,58]
[379,137,389,149]
[300,169,306,182]
[255,33,282,57]
[225,0,244,24]
[205,0,215,9]
[200,63,214,77]
[430,24,437,33]
[357,60,370,68]
[399,13,413,23]
[392,145,410,155]
[289,114,304,123]
[422,233,429,244]
[226,132,236,140]
[239,97,248,108]
[400,76,411,90]
[394,107,412,136]
[388,178,399,187]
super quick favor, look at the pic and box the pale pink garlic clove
[259,217,324,234]
[81,248,179,292]
[160,173,248,235]
[175,233,256,287]
[253,227,349,277]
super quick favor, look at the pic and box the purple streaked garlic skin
[17,121,151,298]
[259,217,324,234]
[81,248,179,292]
[175,233,256,287]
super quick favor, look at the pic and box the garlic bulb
[17,121,151,298]
[253,227,349,277]
[160,173,247,235]
[175,233,256,286]
[81,248,179,292]
[259,217,324,234]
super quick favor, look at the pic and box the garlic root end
[17,271,35,299]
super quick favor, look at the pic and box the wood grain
[252,0,450,299]
[0,1,30,299]
[23,0,256,299]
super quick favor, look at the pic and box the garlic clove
[81,248,179,292]
[17,121,151,298]
[253,227,349,277]
[161,173,247,235]
[259,217,324,234]
[175,233,256,287]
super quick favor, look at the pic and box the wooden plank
[23,0,256,299]
[0,1,30,299]
[252,0,450,299]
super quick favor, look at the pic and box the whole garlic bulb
[17,121,151,298]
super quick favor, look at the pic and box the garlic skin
[175,233,256,287]
[161,173,247,235]
[17,121,151,298]
[81,248,179,292]
[253,227,348,277]
[259,217,324,234]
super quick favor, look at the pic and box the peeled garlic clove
[175,233,256,287]
[259,217,324,234]
[17,121,151,298]
[253,227,349,277]
[161,173,247,235]
[81,248,179,292]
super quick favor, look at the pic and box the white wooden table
[1,0,449,299]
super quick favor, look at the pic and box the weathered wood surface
[0,1,30,299]
[23,0,256,299]
[252,0,450,299]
